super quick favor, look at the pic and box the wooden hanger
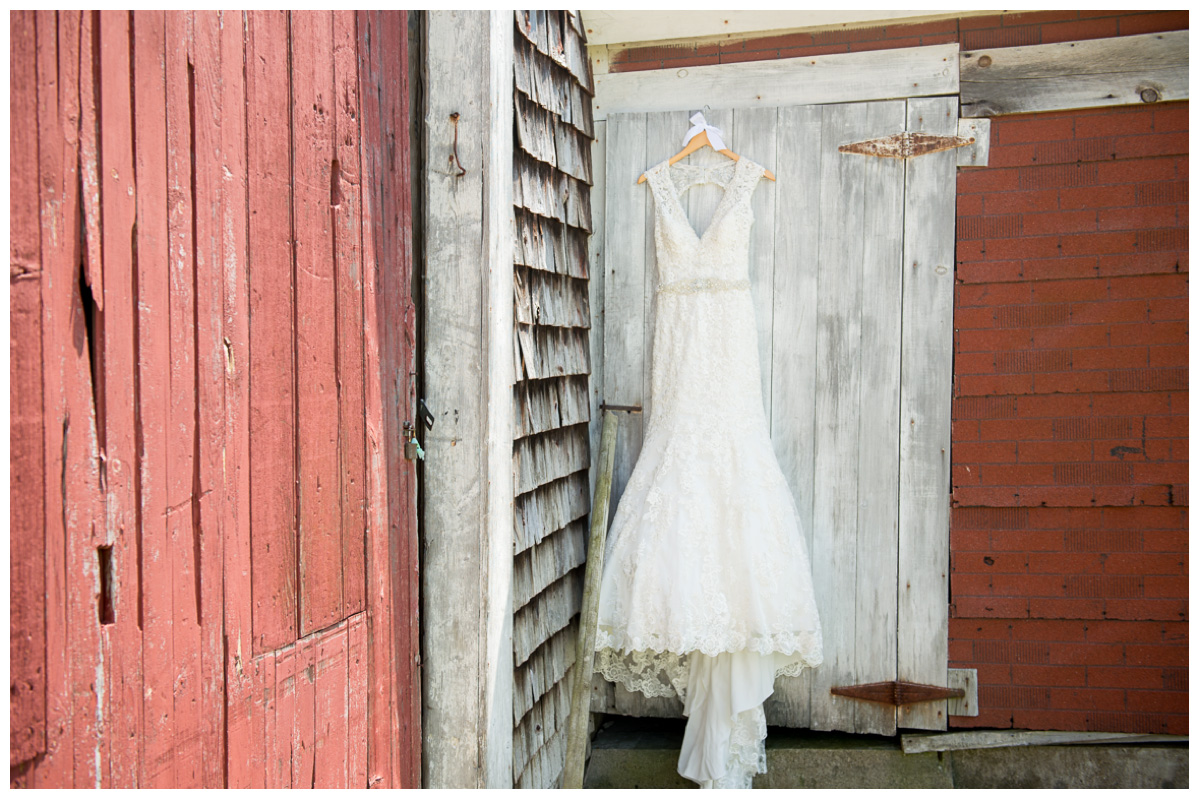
[637,128,776,184]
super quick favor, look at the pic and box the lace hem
[704,706,767,789]
[596,625,824,665]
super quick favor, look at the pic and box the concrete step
[584,718,952,789]
[583,717,1189,789]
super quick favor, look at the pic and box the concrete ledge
[584,718,1189,789]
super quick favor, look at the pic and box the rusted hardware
[449,112,467,177]
[839,131,975,160]
[600,403,643,413]
[831,680,966,706]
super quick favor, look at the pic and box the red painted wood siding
[601,11,1190,736]
[9,10,419,787]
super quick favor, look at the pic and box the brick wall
[607,10,1187,72]
[949,101,1188,735]
[607,11,1190,734]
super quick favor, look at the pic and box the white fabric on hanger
[682,111,728,152]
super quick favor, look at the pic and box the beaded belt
[657,277,750,296]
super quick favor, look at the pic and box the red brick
[848,36,922,53]
[1027,550,1106,574]
[950,617,1016,638]
[955,306,999,329]
[1016,441,1091,463]
[990,236,1066,260]
[1074,109,1156,138]
[1104,599,1187,621]
[1001,10,1079,26]
[993,573,1065,597]
[1147,345,1186,367]
[1147,298,1188,321]
[1013,664,1086,686]
[1047,643,1125,666]
[1031,324,1108,349]
[958,328,1033,352]
[1040,17,1120,43]
[1015,619,1089,641]
[1089,392,1168,416]
[1095,157,1179,184]
[961,25,1041,51]
[1059,184,1137,210]
[1012,708,1092,731]
[778,44,852,59]
[1126,644,1187,667]
[1109,274,1187,298]
[1022,256,1098,281]
[1016,394,1095,418]
[1033,370,1110,394]
[1116,131,1190,160]
[719,50,778,65]
[619,43,696,62]
[984,189,1060,215]
[949,639,975,661]
[1167,391,1188,414]
[1085,620,1165,643]
[1124,690,1189,714]
[989,531,1064,554]
[812,24,886,45]
[1060,231,1138,257]
[957,193,984,216]
[1095,438,1155,461]
[980,418,1054,441]
[1105,553,1186,574]
[921,32,961,46]
[959,374,1034,397]
[952,573,994,597]
[958,167,1021,193]
[951,529,993,551]
[960,13,1004,31]
[1153,104,1189,133]
[955,596,1029,618]
[966,552,1030,573]
[955,441,1018,463]
[1110,320,1188,346]
[998,116,1076,145]
[980,464,1056,487]
[956,260,1025,283]
[1070,299,1147,324]
[1118,10,1190,35]
[660,55,721,69]
[886,18,959,37]
[1143,576,1188,599]
[1029,597,1105,618]
[1072,346,1148,369]
[1050,687,1127,711]
[740,31,813,51]
[1088,666,1163,689]
[958,282,1034,307]
[1022,210,1098,236]
[1142,531,1187,553]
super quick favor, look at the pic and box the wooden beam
[422,9,514,789]
[593,44,959,120]
[961,30,1189,118]
[902,730,1190,755]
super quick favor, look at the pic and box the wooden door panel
[597,97,955,735]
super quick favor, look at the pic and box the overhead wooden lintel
[961,29,1188,118]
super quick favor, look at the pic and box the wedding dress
[594,155,824,788]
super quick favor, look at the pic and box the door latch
[403,421,425,461]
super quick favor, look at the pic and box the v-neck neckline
[655,157,750,245]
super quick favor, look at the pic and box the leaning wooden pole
[562,411,620,788]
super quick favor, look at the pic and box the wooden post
[562,411,619,789]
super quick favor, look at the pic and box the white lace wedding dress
[594,156,824,788]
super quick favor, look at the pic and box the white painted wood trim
[580,10,992,48]
[961,30,1189,118]
[902,730,1189,754]
[422,9,514,788]
[593,44,959,120]
[483,9,515,790]
[947,668,978,717]
[956,118,991,168]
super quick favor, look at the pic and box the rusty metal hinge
[839,131,975,159]
[831,680,966,706]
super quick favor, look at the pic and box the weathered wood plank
[602,113,646,509]
[97,10,142,786]
[217,9,264,789]
[189,12,228,786]
[291,633,317,789]
[292,10,343,636]
[732,107,778,420]
[514,470,591,555]
[513,519,588,609]
[903,729,1189,755]
[165,12,204,785]
[764,102,822,731]
[808,101,870,736]
[593,44,959,119]
[131,11,174,786]
[586,119,607,500]
[850,99,907,738]
[246,9,298,654]
[314,623,349,787]
[956,118,990,168]
[897,95,957,732]
[9,8,47,772]
[961,31,1189,118]
[347,612,369,786]
[947,667,978,718]
[333,8,367,619]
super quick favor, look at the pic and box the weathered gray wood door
[593,97,956,735]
